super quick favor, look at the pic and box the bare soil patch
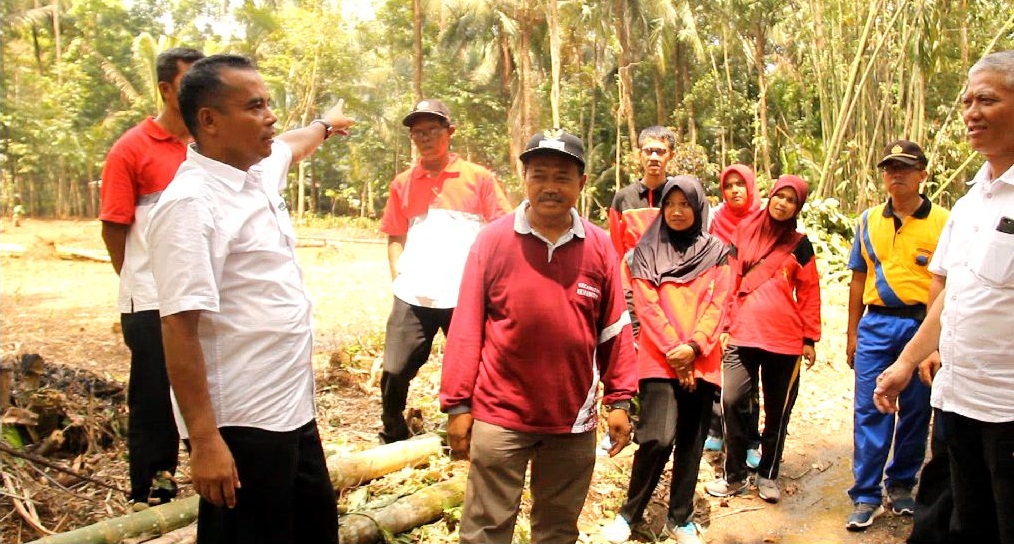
[1,219,917,543]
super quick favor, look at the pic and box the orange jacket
[631,262,732,387]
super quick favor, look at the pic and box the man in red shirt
[441,129,637,544]
[378,99,511,443]
[100,47,205,507]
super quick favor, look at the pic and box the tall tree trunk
[672,42,684,139]
[752,26,772,179]
[412,0,423,101]
[612,0,637,153]
[548,0,561,128]
[653,69,666,126]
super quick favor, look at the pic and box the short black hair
[178,54,255,139]
[637,125,676,150]
[155,48,205,84]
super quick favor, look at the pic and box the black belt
[868,304,926,320]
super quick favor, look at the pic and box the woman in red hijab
[710,164,761,244]
[704,174,822,505]
[705,164,763,462]
[603,175,731,544]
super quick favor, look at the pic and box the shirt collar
[513,201,586,238]
[186,144,258,192]
[883,194,932,219]
[410,153,461,181]
[142,117,178,142]
[970,161,1014,187]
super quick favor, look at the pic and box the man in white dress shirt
[874,50,1014,544]
[147,54,351,544]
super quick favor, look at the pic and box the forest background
[2,0,1014,227]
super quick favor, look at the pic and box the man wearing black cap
[377,99,511,444]
[843,139,949,531]
[439,129,637,544]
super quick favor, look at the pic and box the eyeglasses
[878,164,921,174]
[409,126,448,140]
[641,147,669,157]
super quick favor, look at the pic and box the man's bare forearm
[387,235,406,280]
[161,311,219,440]
[101,221,129,275]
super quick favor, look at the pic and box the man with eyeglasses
[377,99,512,444]
[607,126,677,340]
[844,140,949,531]
[608,126,677,261]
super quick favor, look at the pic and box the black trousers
[380,298,453,443]
[721,345,800,483]
[941,410,1014,544]
[121,310,179,503]
[195,420,339,544]
[619,379,715,529]
[907,409,960,544]
[707,388,761,448]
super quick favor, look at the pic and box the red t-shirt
[100,117,188,225]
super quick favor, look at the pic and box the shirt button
[973,226,979,233]
[986,193,993,199]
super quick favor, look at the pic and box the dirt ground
[1,218,921,543]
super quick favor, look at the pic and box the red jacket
[632,263,732,387]
[727,237,821,355]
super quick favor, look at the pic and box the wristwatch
[311,119,333,140]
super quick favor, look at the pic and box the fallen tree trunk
[328,433,442,490]
[339,474,466,544]
[54,245,111,263]
[26,496,199,544]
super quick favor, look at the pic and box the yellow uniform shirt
[848,196,949,307]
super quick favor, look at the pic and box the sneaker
[601,515,631,543]
[756,477,780,503]
[888,486,916,515]
[704,478,749,497]
[664,522,704,544]
[745,447,761,470]
[703,435,724,452]
[845,502,884,531]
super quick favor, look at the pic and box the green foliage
[2,0,1012,224]
[799,197,855,283]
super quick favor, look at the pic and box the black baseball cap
[402,99,452,127]
[519,128,585,168]
[877,140,927,168]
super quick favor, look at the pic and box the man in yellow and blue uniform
[844,140,949,531]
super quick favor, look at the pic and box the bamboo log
[0,242,26,255]
[123,523,196,544]
[328,433,442,490]
[28,435,445,543]
[339,474,466,544]
[26,496,199,544]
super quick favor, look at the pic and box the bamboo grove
[2,0,1012,221]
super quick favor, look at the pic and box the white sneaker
[601,515,632,543]
[666,521,704,544]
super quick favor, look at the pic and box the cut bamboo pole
[339,474,466,544]
[28,434,445,543]
[328,433,442,490]
[26,496,199,544]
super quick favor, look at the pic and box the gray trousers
[460,420,596,544]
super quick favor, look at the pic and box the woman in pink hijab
[710,164,761,244]
[704,164,763,462]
